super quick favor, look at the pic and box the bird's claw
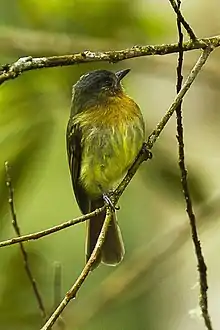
[142,143,153,160]
[102,193,119,211]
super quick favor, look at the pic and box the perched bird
[66,68,145,269]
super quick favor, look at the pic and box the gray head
[71,69,130,114]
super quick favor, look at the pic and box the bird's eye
[105,80,112,86]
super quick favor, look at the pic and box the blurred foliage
[0,0,220,330]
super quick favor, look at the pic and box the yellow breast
[74,93,145,197]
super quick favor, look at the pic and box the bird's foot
[142,143,153,160]
[102,192,120,211]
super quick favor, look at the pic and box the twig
[168,0,197,41]
[174,2,213,330]
[0,47,212,251]
[175,3,184,126]
[41,208,113,330]
[0,206,105,248]
[5,162,47,319]
[0,35,219,86]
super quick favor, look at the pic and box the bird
[66,68,145,269]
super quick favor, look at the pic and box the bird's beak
[115,68,130,82]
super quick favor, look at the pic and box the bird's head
[71,69,130,113]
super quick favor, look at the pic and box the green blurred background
[0,0,220,329]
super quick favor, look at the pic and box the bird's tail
[86,199,125,269]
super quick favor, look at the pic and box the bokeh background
[0,0,220,329]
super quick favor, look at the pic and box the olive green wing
[66,119,90,214]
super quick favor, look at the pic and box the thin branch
[0,35,219,86]
[175,3,184,127]
[0,47,212,251]
[0,206,105,248]
[174,2,213,329]
[41,208,113,330]
[168,0,197,41]
[5,162,47,319]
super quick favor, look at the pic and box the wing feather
[66,120,90,214]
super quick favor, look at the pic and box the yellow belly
[80,127,143,196]
[73,94,145,197]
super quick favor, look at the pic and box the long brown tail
[86,200,125,269]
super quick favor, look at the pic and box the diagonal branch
[5,162,47,319]
[168,0,197,41]
[0,35,219,86]
[174,2,213,329]
[0,47,212,251]
[0,206,105,248]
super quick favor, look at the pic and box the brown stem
[174,1,213,329]
[0,35,219,86]
[5,162,46,319]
